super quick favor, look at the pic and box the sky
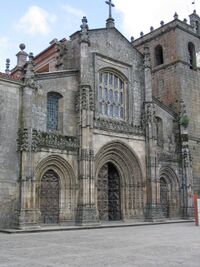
[0,0,199,72]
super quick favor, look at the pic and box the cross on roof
[106,0,115,19]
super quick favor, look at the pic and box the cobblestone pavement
[0,223,199,267]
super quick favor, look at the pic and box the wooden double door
[97,163,121,221]
[40,170,60,224]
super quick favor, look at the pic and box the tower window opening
[155,45,164,66]
[188,42,196,70]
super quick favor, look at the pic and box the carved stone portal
[97,163,121,221]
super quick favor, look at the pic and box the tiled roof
[0,72,21,81]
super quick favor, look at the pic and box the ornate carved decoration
[144,102,156,124]
[89,87,95,111]
[144,46,151,69]
[94,117,144,135]
[77,85,94,111]
[75,91,80,112]
[159,152,178,162]
[17,129,78,152]
[55,39,68,70]
[24,53,38,90]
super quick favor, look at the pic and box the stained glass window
[47,92,62,130]
[98,71,125,119]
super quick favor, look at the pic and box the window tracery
[98,71,125,119]
[47,92,63,130]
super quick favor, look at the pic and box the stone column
[76,17,98,225]
[18,53,39,229]
[143,47,164,221]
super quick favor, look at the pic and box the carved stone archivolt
[95,141,145,220]
[17,129,79,152]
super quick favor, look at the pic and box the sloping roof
[0,72,21,81]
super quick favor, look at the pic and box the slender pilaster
[76,18,98,224]
[143,47,164,221]
[18,53,39,229]
[179,100,193,218]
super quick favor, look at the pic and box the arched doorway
[159,167,181,219]
[97,162,121,221]
[95,141,144,220]
[40,170,60,224]
[160,178,169,218]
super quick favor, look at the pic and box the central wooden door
[97,163,121,221]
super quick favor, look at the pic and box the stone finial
[28,52,34,61]
[193,9,196,14]
[80,16,90,44]
[80,16,89,31]
[174,12,178,20]
[183,18,187,24]
[25,52,34,79]
[140,31,144,37]
[160,21,164,26]
[16,43,28,67]
[150,26,154,32]
[131,36,134,42]
[5,58,10,74]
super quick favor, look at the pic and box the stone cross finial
[106,0,115,19]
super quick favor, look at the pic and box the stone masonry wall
[35,71,79,136]
[0,79,20,228]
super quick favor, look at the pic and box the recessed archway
[35,155,77,225]
[95,141,144,221]
[159,167,180,218]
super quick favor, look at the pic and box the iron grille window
[98,72,125,119]
[47,92,62,130]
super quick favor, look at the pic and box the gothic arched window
[188,42,196,70]
[155,45,164,66]
[47,92,63,130]
[98,71,126,119]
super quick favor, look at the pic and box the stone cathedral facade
[0,7,199,229]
